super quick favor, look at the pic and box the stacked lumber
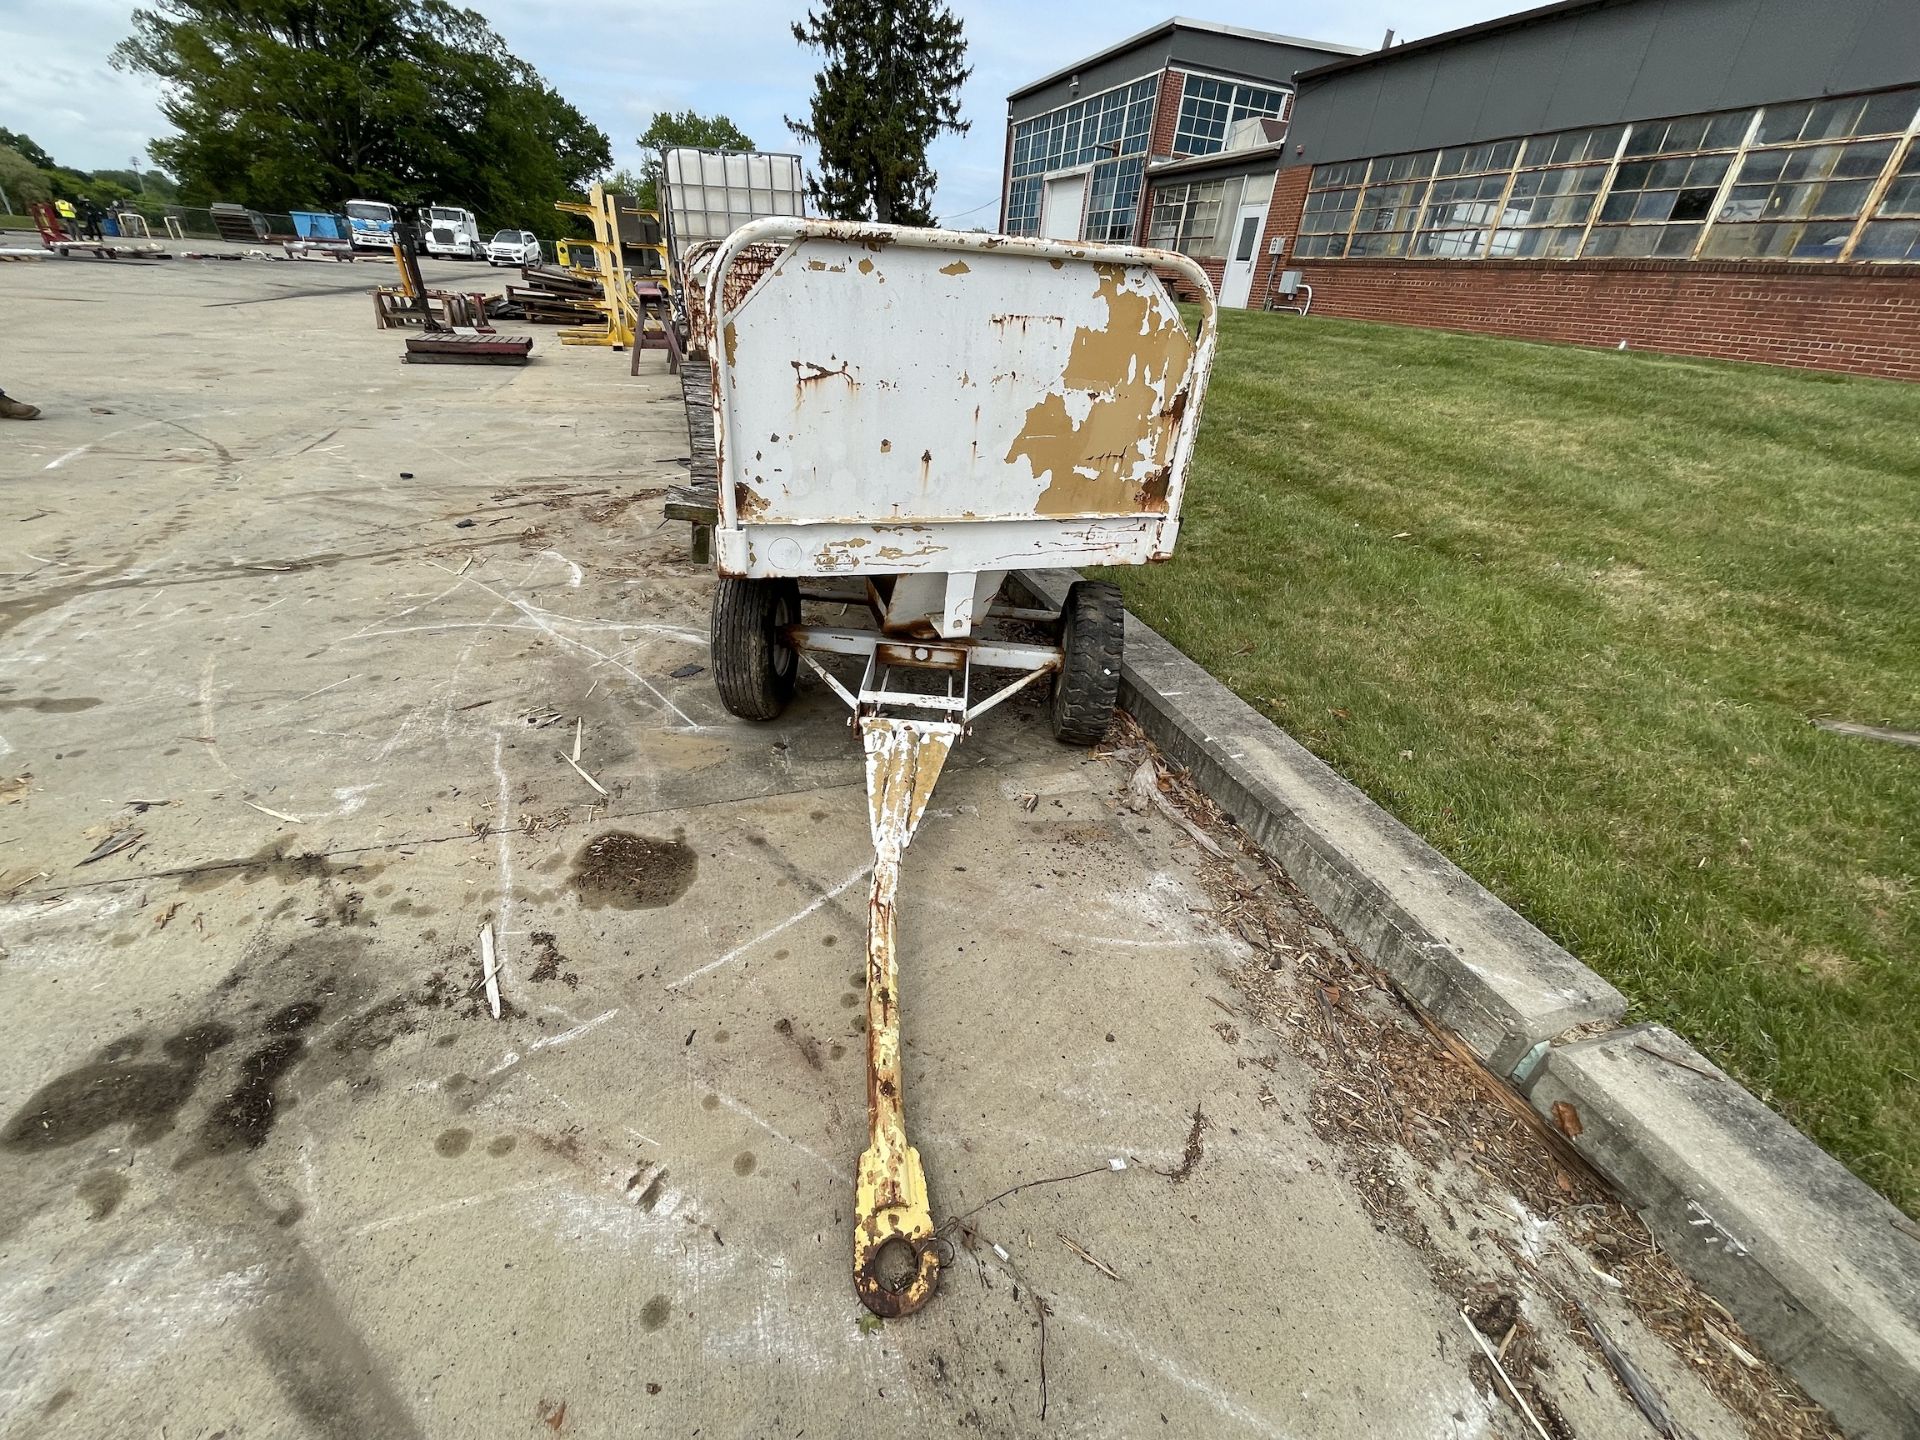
[505,263,604,326]
[667,360,720,563]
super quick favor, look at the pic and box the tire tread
[1049,580,1124,745]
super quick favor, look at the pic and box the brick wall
[1250,164,1310,304]
[1244,165,1920,381]
[1133,70,1189,243]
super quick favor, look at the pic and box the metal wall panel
[1010,38,1174,123]
[1284,0,1920,169]
[1165,33,1354,88]
[1832,0,1920,98]
[1536,6,1660,132]
[1475,25,1578,139]
[1416,44,1510,151]
[1621,2,1741,116]
[1721,0,1869,106]
[1310,68,1389,163]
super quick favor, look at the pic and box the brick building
[1002,0,1920,378]
[999,16,1364,299]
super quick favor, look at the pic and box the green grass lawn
[1099,312,1920,1213]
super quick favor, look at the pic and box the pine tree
[787,0,971,226]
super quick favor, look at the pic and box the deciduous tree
[112,0,609,236]
[0,147,52,211]
[625,110,755,210]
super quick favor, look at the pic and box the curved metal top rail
[705,217,1218,349]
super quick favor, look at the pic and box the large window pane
[1623,110,1748,157]
[1174,77,1289,156]
[1700,220,1855,259]
[1280,88,1917,264]
[1522,126,1623,167]
[1293,232,1349,259]
[1436,139,1519,176]
[1877,142,1920,217]
[1413,228,1487,257]
[1585,223,1703,257]
[1007,77,1159,235]
[1853,219,1920,260]
[1489,225,1585,258]
[1710,136,1899,256]
[1147,178,1230,257]
[1757,87,1920,145]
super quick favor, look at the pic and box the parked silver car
[485,229,543,267]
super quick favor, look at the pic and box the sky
[0,0,1518,223]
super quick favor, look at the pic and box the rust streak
[791,359,855,389]
[735,484,769,520]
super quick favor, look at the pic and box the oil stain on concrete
[568,831,696,910]
[1,1021,236,1150]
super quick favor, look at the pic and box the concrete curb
[1532,1027,1920,1439]
[1012,566,1919,1439]
[1013,567,1626,1076]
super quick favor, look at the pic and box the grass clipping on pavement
[1100,311,1920,1214]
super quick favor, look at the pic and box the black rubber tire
[711,577,800,721]
[1049,580,1124,746]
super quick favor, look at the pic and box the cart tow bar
[853,715,956,1316]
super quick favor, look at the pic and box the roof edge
[1146,141,1288,177]
[1296,0,1618,83]
[1008,15,1370,104]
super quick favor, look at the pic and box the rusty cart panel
[710,220,1217,582]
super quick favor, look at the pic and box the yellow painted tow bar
[852,716,955,1316]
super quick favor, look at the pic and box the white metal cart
[702,218,1218,1315]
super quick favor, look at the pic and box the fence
[158,205,346,243]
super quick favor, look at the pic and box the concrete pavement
[0,253,1823,1439]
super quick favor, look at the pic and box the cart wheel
[1049,580,1124,746]
[711,577,800,720]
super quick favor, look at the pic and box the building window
[1290,85,1920,265]
[1704,87,1920,260]
[1487,126,1622,258]
[1173,76,1290,157]
[1007,76,1158,239]
[1854,140,1920,261]
[1583,110,1746,258]
[1295,160,1366,258]
[1147,179,1228,257]
[1414,142,1518,258]
[1348,151,1436,258]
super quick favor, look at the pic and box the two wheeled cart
[701,218,1217,1315]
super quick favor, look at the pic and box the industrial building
[1002,0,1920,377]
[1001,16,1365,307]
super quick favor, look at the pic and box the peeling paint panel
[709,221,1216,580]
[716,226,1212,554]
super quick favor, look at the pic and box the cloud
[0,0,1514,221]
[0,0,172,174]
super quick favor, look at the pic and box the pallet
[403,333,534,365]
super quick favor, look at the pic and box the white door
[1041,174,1087,241]
[1219,201,1267,308]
